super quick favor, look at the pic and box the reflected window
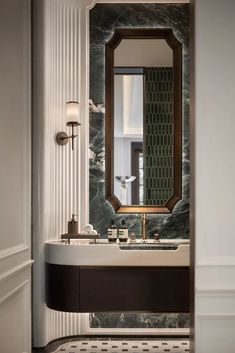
[131,142,143,205]
[114,68,144,205]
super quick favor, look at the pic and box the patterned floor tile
[52,339,189,353]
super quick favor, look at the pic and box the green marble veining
[90,312,189,329]
[89,3,189,240]
[89,3,189,330]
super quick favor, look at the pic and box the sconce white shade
[66,101,79,122]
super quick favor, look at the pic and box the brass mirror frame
[105,28,182,214]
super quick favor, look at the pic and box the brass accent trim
[105,28,182,214]
[141,213,148,241]
[61,233,100,244]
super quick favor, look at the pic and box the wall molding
[196,262,235,292]
[197,313,235,319]
[0,244,31,280]
[0,260,33,284]
[0,279,30,306]
[196,288,235,296]
[197,256,235,266]
[0,244,29,260]
[195,314,235,353]
[195,287,235,318]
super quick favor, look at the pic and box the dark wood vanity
[46,263,189,313]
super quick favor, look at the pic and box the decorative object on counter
[56,101,81,151]
[119,219,128,242]
[81,223,98,236]
[108,220,118,243]
[115,176,136,204]
[61,219,100,243]
[68,214,78,234]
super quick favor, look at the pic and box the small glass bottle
[108,220,117,243]
[119,219,128,242]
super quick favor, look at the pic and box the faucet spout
[141,213,148,241]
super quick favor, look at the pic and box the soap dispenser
[108,220,117,243]
[119,219,128,242]
[68,214,78,235]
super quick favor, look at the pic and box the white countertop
[45,239,190,267]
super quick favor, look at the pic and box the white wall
[194,0,235,352]
[114,75,143,203]
[0,0,32,352]
[115,39,173,67]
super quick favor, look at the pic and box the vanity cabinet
[46,263,189,313]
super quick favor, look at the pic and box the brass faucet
[141,213,149,241]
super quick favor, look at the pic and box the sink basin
[119,243,179,250]
[119,239,189,251]
[45,239,189,267]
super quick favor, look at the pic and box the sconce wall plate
[56,131,69,146]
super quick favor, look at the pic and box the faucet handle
[154,233,160,242]
[129,232,136,241]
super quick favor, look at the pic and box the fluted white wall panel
[33,0,83,346]
[43,0,80,240]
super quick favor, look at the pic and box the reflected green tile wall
[145,67,174,205]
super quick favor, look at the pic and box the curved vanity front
[45,240,190,313]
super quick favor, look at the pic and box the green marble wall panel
[90,312,189,329]
[89,3,189,240]
[89,3,189,331]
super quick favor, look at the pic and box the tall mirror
[105,29,182,213]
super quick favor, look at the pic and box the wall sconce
[56,101,81,151]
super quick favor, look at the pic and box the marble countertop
[45,239,190,267]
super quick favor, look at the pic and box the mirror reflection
[113,39,174,206]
